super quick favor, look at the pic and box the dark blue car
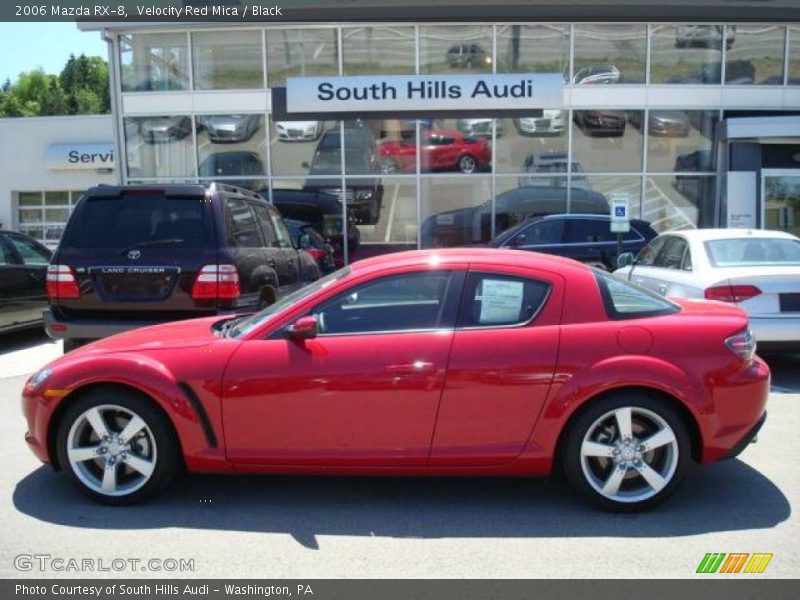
[491,213,658,270]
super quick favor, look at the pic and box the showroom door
[221,269,464,466]
[762,170,800,236]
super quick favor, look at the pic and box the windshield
[61,194,212,250]
[705,237,800,267]
[227,268,351,338]
[492,219,535,246]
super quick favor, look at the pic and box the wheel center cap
[620,446,636,461]
[107,440,123,457]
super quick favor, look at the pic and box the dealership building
[3,0,800,259]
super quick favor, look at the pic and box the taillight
[46,265,80,299]
[725,329,756,362]
[191,264,240,300]
[704,284,762,303]
[305,248,326,261]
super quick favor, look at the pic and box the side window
[8,235,49,266]
[0,237,15,266]
[269,210,294,249]
[226,197,262,248]
[313,271,455,335]
[636,237,666,266]
[654,236,688,270]
[250,203,278,247]
[457,272,551,328]
[520,219,565,245]
[568,218,616,243]
[683,248,693,271]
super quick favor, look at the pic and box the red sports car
[22,249,769,510]
[378,129,492,174]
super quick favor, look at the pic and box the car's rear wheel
[562,392,691,512]
[56,388,179,505]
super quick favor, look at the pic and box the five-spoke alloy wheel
[56,388,178,504]
[563,393,691,512]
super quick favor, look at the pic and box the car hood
[69,316,226,356]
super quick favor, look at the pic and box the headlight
[355,190,373,201]
[28,367,53,388]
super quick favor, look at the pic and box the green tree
[60,54,110,114]
[0,54,110,117]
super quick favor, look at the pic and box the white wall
[0,114,117,231]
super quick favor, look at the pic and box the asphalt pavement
[1,329,798,579]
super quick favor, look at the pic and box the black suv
[302,125,384,225]
[45,183,321,351]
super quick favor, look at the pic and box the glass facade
[115,23,800,264]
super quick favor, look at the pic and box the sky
[0,22,107,83]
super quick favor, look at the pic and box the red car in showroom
[378,129,492,174]
[22,249,768,511]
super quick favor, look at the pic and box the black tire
[56,387,179,505]
[561,391,692,512]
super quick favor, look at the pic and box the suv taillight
[192,264,240,300]
[704,284,762,303]
[725,329,756,362]
[46,265,80,299]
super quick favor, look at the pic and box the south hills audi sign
[284,74,564,115]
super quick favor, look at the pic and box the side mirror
[301,161,310,169]
[510,233,526,248]
[617,252,635,269]
[286,315,318,340]
[298,233,312,249]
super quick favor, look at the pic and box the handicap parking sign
[614,205,626,218]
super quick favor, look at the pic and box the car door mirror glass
[617,252,635,268]
[299,234,312,249]
[287,315,318,340]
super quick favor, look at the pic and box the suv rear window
[61,193,213,250]
[595,271,679,320]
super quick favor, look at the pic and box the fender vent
[178,382,218,448]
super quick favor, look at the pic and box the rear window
[705,237,800,267]
[596,271,679,320]
[61,194,212,250]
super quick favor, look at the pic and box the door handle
[386,361,435,375]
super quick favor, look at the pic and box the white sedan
[614,229,800,351]
[274,121,324,142]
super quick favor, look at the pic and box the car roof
[661,228,799,242]
[348,247,593,275]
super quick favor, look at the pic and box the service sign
[45,143,115,171]
[286,74,564,114]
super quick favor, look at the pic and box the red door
[429,266,564,466]
[221,268,464,466]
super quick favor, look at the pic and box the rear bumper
[44,309,164,340]
[749,316,800,344]
[723,412,766,460]
[43,308,232,341]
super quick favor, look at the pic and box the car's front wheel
[562,392,691,512]
[458,154,477,174]
[56,388,179,505]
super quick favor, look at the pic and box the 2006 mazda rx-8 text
[22,249,769,511]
